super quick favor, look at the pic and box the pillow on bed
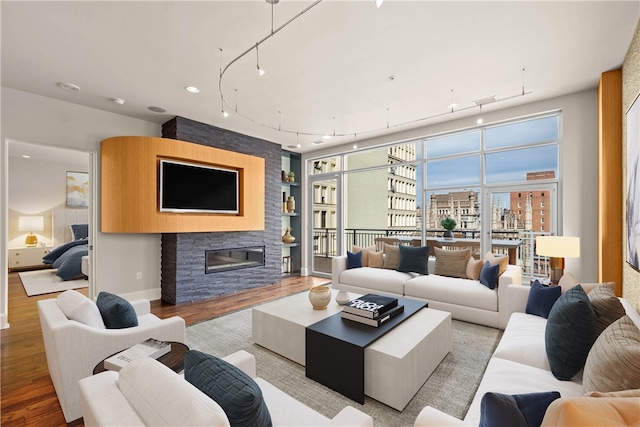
[54,245,88,280]
[70,224,89,240]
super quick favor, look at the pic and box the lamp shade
[536,236,580,258]
[18,216,44,232]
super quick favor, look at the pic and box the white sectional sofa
[414,280,640,426]
[79,349,373,427]
[332,256,523,329]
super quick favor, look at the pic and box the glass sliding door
[344,143,421,253]
[486,184,557,278]
[309,175,339,277]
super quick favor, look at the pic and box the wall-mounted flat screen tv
[159,159,239,214]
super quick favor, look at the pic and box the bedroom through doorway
[4,139,96,323]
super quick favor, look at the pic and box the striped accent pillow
[587,283,625,336]
[434,247,471,279]
[583,315,640,393]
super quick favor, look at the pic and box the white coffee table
[252,289,350,365]
[252,288,452,410]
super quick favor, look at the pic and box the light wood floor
[1,271,328,426]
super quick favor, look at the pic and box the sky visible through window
[417,115,558,210]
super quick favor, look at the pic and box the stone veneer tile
[161,117,281,304]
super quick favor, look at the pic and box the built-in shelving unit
[281,150,301,276]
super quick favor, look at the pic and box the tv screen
[160,160,239,214]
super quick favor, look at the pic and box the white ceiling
[2,1,639,154]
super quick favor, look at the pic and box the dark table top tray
[93,341,189,375]
[306,296,427,348]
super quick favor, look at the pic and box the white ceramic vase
[335,290,350,305]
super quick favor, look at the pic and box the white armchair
[38,291,185,423]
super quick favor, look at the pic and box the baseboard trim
[1,313,9,329]
[119,287,162,303]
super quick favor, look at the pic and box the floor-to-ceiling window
[307,112,560,279]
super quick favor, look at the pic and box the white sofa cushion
[492,312,550,371]
[463,357,585,425]
[118,356,230,426]
[404,275,498,312]
[339,267,409,295]
[56,289,105,328]
[255,378,332,426]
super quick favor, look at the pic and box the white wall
[1,87,161,328]
[7,157,88,248]
[303,89,599,282]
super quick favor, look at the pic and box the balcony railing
[312,228,553,279]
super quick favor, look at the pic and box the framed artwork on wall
[626,92,640,271]
[66,171,89,208]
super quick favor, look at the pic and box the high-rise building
[509,171,555,232]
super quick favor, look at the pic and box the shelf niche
[100,136,265,233]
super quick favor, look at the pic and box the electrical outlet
[136,272,142,280]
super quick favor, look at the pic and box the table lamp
[18,216,44,247]
[536,236,580,285]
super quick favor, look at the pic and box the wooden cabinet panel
[100,136,265,233]
[598,69,623,295]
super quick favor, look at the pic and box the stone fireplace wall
[161,116,281,304]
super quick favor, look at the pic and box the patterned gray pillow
[434,247,471,279]
[583,315,640,393]
[587,284,625,336]
[382,244,400,270]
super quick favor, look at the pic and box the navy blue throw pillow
[479,391,561,427]
[526,280,561,318]
[545,284,597,380]
[397,245,430,275]
[71,224,89,240]
[96,292,138,329]
[185,350,273,427]
[347,251,362,269]
[479,261,499,289]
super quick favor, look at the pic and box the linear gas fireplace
[205,246,265,274]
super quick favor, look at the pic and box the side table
[93,341,189,375]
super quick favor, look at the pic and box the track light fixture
[218,1,532,149]
[221,95,228,118]
[256,43,265,76]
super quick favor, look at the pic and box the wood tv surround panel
[101,136,265,233]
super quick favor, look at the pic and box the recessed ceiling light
[185,86,200,93]
[111,98,125,105]
[477,118,484,124]
[21,155,31,159]
[148,106,167,113]
[310,140,326,145]
[57,82,80,91]
[322,135,332,140]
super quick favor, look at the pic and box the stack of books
[341,294,404,327]
[104,338,172,371]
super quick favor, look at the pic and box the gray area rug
[186,306,502,427]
